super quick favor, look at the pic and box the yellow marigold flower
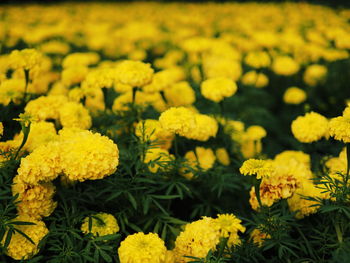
[135,119,174,150]
[303,64,327,87]
[112,90,165,112]
[25,95,68,121]
[216,148,230,166]
[116,60,154,87]
[174,217,220,263]
[0,78,26,105]
[59,129,119,182]
[223,119,245,142]
[250,228,271,247]
[17,142,61,185]
[118,232,167,263]
[272,56,300,76]
[159,107,196,137]
[14,121,58,152]
[143,68,184,93]
[164,81,196,107]
[59,102,92,130]
[245,125,266,141]
[144,147,174,173]
[114,82,133,93]
[291,112,328,143]
[68,87,85,102]
[244,51,271,68]
[240,159,274,179]
[186,114,218,141]
[325,148,346,178]
[329,107,350,143]
[83,68,115,90]
[283,87,307,104]
[9,49,43,70]
[48,81,69,96]
[214,214,246,247]
[249,164,302,210]
[203,56,242,81]
[62,52,100,68]
[81,213,119,237]
[39,40,70,55]
[287,180,326,219]
[274,151,311,169]
[61,66,89,87]
[201,77,237,103]
[3,215,48,260]
[164,250,175,263]
[12,176,57,219]
[181,147,216,179]
[241,71,269,88]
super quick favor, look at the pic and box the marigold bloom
[135,119,174,150]
[329,106,350,143]
[9,49,43,70]
[201,77,237,103]
[272,56,299,76]
[59,102,92,130]
[241,71,269,88]
[291,112,328,143]
[249,163,302,210]
[214,214,246,247]
[181,147,216,179]
[283,87,307,104]
[12,176,57,219]
[303,64,327,86]
[81,213,119,237]
[3,215,48,260]
[17,142,61,185]
[186,114,218,141]
[174,217,220,263]
[215,148,230,166]
[240,159,274,179]
[250,228,271,247]
[59,129,119,182]
[14,121,58,152]
[159,107,196,137]
[62,52,100,68]
[61,66,88,86]
[118,232,167,263]
[0,78,25,105]
[116,60,154,87]
[164,81,196,107]
[0,122,3,137]
[287,180,326,219]
[244,51,271,68]
[144,147,174,173]
[143,68,184,93]
[25,95,68,121]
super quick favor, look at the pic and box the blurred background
[1,0,350,7]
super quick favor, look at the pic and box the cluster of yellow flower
[0,1,349,261]
[117,213,245,263]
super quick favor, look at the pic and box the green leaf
[99,249,112,263]
[126,192,137,210]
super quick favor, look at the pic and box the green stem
[334,216,343,244]
[14,123,31,160]
[216,237,228,262]
[131,86,138,107]
[23,69,30,103]
[255,178,263,209]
